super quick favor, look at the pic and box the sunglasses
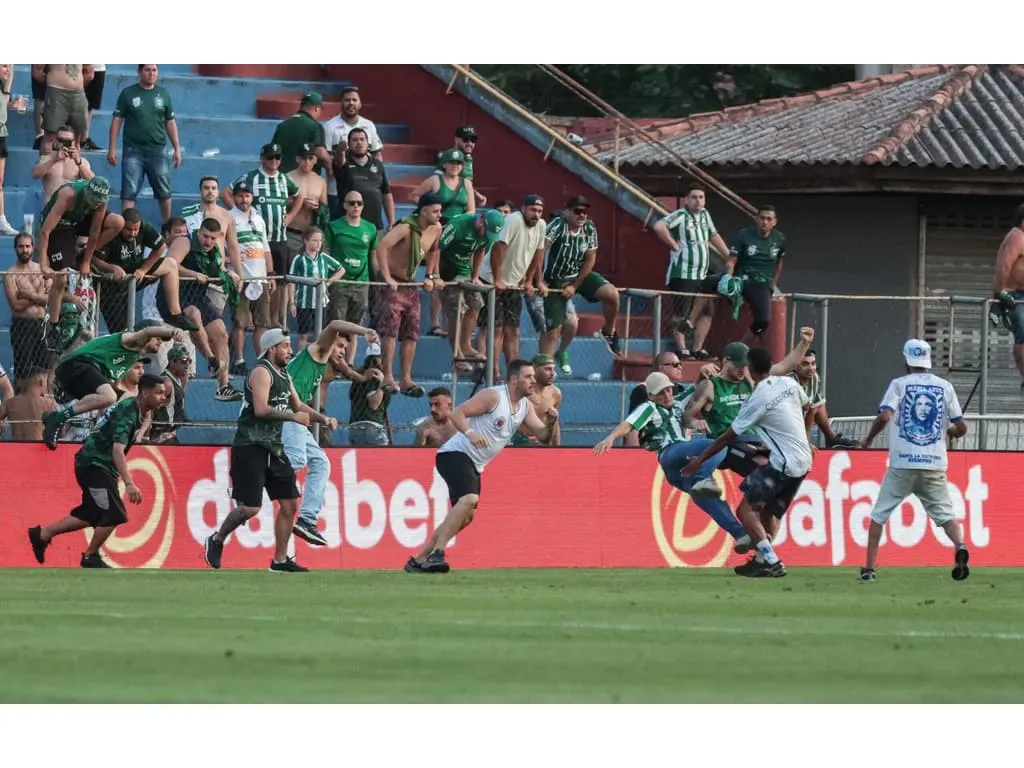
[266,155,282,160]
[462,137,478,143]
[661,361,682,368]
[345,200,364,207]
[572,208,589,215]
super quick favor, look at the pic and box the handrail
[445,65,668,222]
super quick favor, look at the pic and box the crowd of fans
[0,64,803,446]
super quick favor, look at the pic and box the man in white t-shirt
[858,339,970,582]
[478,195,547,378]
[682,346,813,578]
[322,86,384,219]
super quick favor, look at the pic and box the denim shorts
[121,145,172,202]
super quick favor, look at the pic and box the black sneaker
[230,360,247,377]
[404,556,427,573]
[167,313,199,332]
[859,567,877,582]
[422,549,451,573]
[693,349,710,360]
[269,556,309,573]
[733,556,758,575]
[601,328,622,356]
[952,545,971,581]
[32,133,43,151]
[743,559,786,578]
[28,526,49,564]
[293,518,327,547]
[215,385,243,402]
[204,533,223,569]
[81,137,103,151]
[80,552,111,569]
[42,410,64,450]
[826,433,860,449]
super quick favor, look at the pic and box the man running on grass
[28,373,168,568]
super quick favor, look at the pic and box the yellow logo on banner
[651,467,734,568]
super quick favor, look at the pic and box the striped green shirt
[662,207,717,281]
[239,169,299,243]
[626,400,686,454]
[544,216,598,284]
[790,371,825,407]
[289,251,342,309]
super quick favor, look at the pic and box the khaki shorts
[328,283,369,324]
[442,284,485,319]
[234,291,272,329]
[870,468,955,526]
[43,86,88,136]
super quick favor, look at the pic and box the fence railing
[830,415,1024,452]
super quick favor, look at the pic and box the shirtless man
[33,65,92,151]
[286,143,329,255]
[0,369,56,442]
[32,124,95,205]
[414,387,457,447]
[511,353,562,446]
[992,202,1024,387]
[181,176,243,277]
[4,234,52,383]
[375,193,444,396]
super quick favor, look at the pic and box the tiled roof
[590,65,1024,170]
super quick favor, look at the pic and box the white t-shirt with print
[879,372,963,471]
[731,375,812,477]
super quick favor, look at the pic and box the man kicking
[406,359,558,574]
[286,319,378,547]
[858,339,970,582]
[28,373,169,568]
[42,320,185,449]
[682,346,814,578]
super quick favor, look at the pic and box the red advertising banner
[0,444,1014,569]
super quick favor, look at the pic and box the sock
[756,538,779,565]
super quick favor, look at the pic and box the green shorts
[543,272,608,332]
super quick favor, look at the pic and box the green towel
[717,274,746,320]
[399,214,422,280]
[193,242,240,307]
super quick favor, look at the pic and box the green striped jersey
[790,371,825,407]
[238,169,299,243]
[543,216,598,284]
[626,400,687,453]
[289,251,342,309]
[662,207,717,281]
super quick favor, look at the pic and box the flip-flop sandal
[400,385,426,398]
[429,327,448,337]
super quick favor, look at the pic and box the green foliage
[473,65,857,118]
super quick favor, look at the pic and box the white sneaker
[0,217,19,236]
[689,476,723,498]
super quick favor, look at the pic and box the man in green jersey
[43,320,185,449]
[438,209,504,364]
[540,196,622,358]
[29,373,169,568]
[727,204,786,341]
[284,319,378,547]
[203,329,333,573]
[324,189,377,364]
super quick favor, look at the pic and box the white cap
[645,371,674,395]
[903,338,932,369]
[259,328,290,356]
[366,341,382,358]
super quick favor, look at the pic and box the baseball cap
[259,328,290,356]
[261,142,283,157]
[723,341,750,366]
[455,125,478,140]
[523,194,544,207]
[439,149,465,165]
[233,179,252,195]
[366,341,382,358]
[139,372,166,390]
[416,193,442,210]
[531,353,555,367]
[645,371,674,396]
[84,176,110,204]
[301,91,323,106]
[167,344,191,361]
[480,209,505,243]
[136,356,152,365]
[566,195,590,209]
[903,338,932,369]
[297,143,316,157]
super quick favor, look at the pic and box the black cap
[139,372,166,390]
[523,194,545,207]
[297,143,316,157]
[455,125,478,140]
[416,193,442,210]
[566,195,590,209]
[137,356,152,365]
[261,142,283,157]
[233,179,252,194]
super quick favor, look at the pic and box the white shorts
[870,468,955,525]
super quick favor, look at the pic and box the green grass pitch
[2,567,1021,703]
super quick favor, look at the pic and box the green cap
[84,176,110,204]
[301,91,323,106]
[167,344,190,361]
[439,149,465,165]
[481,209,505,243]
[723,341,750,366]
[531,354,555,367]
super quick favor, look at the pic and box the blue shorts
[1009,290,1024,345]
[121,145,172,202]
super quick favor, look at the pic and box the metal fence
[831,415,1024,452]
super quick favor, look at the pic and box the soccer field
[2,567,1021,703]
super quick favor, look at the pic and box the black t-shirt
[334,157,391,230]
[101,221,164,270]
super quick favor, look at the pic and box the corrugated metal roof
[592,65,1024,170]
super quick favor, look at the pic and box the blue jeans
[282,420,330,525]
[121,145,172,201]
[658,439,747,540]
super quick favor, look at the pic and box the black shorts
[84,70,106,110]
[229,444,300,509]
[71,463,128,527]
[720,437,771,478]
[47,221,89,271]
[436,450,481,504]
[0,136,7,160]
[296,308,317,335]
[160,282,222,327]
[270,241,291,278]
[55,356,110,401]
[668,275,721,326]
[10,316,49,380]
[740,465,806,519]
[32,76,47,101]
[742,280,773,333]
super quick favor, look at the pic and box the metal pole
[312,280,325,443]
[788,296,798,351]
[819,298,830,400]
[451,289,464,397]
[979,297,990,450]
[126,277,137,330]
[652,292,662,364]
[623,291,632,359]
[485,286,496,388]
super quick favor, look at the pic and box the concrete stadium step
[5,111,412,157]
[11,66,350,118]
